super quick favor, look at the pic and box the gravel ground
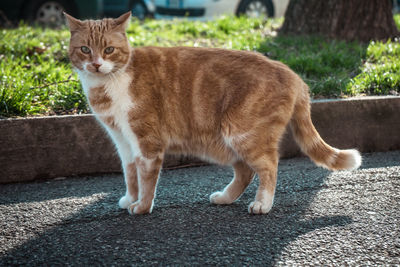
[0,151,399,266]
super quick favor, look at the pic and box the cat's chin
[85,70,112,76]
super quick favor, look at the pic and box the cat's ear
[112,12,131,32]
[63,12,84,33]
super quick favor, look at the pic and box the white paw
[127,200,154,215]
[118,195,134,209]
[210,191,233,205]
[248,200,273,214]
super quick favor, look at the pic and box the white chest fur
[78,70,133,116]
[77,70,142,159]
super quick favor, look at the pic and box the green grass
[347,39,400,95]
[348,14,400,96]
[0,25,84,117]
[127,15,281,50]
[258,36,367,97]
[0,15,399,117]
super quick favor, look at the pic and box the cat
[64,12,362,215]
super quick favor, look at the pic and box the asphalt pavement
[1,150,399,266]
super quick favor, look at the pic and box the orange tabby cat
[65,12,361,215]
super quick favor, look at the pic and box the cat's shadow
[1,155,372,265]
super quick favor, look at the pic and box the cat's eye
[105,47,115,54]
[81,46,91,54]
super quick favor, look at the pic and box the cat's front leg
[118,162,139,209]
[127,155,163,215]
[102,126,138,209]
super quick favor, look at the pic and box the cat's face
[65,12,131,75]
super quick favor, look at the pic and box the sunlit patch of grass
[347,39,400,95]
[126,15,279,50]
[347,14,400,96]
[0,24,85,117]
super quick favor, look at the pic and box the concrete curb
[1,96,399,183]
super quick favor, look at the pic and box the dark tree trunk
[280,0,399,42]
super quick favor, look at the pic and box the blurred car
[0,0,154,27]
[394,0,400,13]
[154,0,289,20]
[104,0,155,20]
[0,0,103,27]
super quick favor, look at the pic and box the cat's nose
[92,62,102,70]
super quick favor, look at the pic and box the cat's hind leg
[229,129,282,214]
[244,146,279,214]
[210,161,255,205]
[247,154,278,214]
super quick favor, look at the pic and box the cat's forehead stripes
[87,19,113,33]
[85,19,114,47]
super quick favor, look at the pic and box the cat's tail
[289,83,362,171]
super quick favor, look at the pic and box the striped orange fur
[65,12,361,215]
